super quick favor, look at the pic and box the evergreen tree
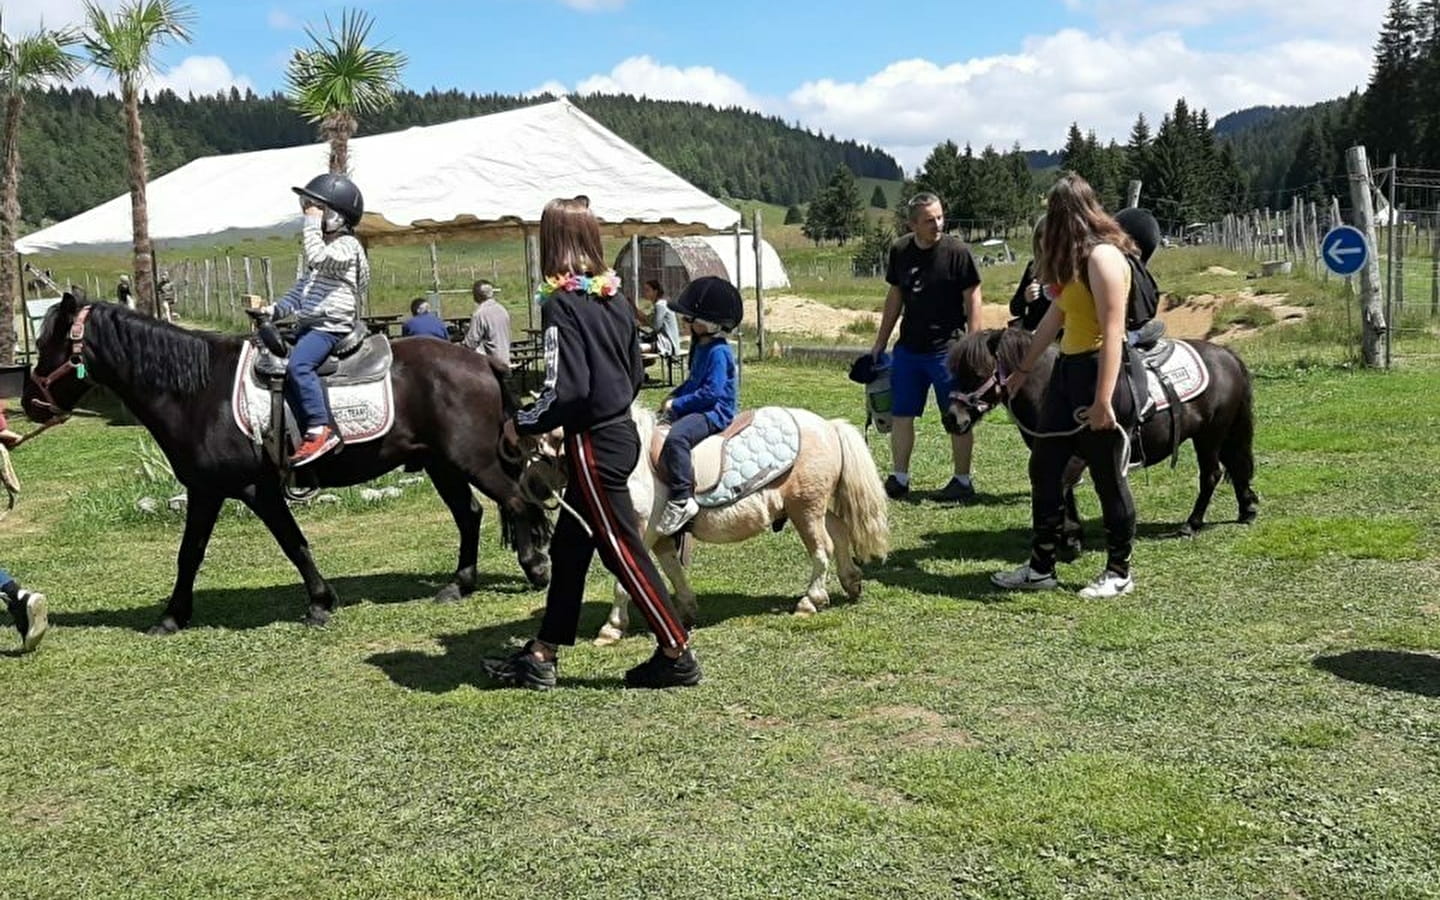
[823,163,865,244]
[869,184,887,208]
[1364,0,1419,164]
[1125,113,1151,188]
[1416,0,1440,164]
[783,204,803,225]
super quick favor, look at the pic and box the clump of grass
[1211,302,1277,333]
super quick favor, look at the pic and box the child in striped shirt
[259,173,371,466]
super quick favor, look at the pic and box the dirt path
[754,288,1309,344]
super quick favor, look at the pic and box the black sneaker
[624,647,702,689]
[935,477,977,503]
[883,475,910,500]
[481,641,557,690]
[7,590,48,653]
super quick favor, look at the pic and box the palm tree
[284,9,406,175]
[0,19,83,364]
[83,0,194,317]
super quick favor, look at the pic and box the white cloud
[0,0,121,33]
[77,55,255,98]
[539,55,764,109]
[267,9,300,30]
[525,80,569,98]
[788,27,1376,169]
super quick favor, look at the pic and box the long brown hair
[539,196,605,278]
[1037,173,1137,285]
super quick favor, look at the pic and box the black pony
[24,293,551,633]
[946,327,1258,536]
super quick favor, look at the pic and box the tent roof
[18,98,740,255]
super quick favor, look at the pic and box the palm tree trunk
[0,93,22,366]
[326,112,356,175]
[123,83,157,317]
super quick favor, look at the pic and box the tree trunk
[325,112,356,175]
[124,84,157,317]
[0,93,23,365]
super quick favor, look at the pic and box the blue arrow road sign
[1321,225,1369,276]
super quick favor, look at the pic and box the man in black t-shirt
[870,193,984,502]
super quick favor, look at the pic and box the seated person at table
[639,279,682,360]
[401,296,450,339]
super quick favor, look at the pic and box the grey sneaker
[990,564,1060,591]
[656,497,699,536]
[481,642,557,690]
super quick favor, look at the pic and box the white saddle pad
[1145,341,1211,413]
[695,407,801,508]
[231,341,395,444]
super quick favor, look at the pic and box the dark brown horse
[945,327,1258,537]
[24,293,551,633]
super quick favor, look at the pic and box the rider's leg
[660,413,715,501]
[284,329,342,433]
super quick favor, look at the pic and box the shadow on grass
[50,570,533,633]
[1313,650,1440,698]
[366,602,631,692]
[873,520,1204,597]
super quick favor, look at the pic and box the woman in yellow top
[992,174,1141,599]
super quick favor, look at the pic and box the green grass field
[3,249,1440,896]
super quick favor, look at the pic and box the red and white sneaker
[290,426,339,467]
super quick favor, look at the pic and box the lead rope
[514,449,593,539]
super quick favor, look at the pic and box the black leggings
[1029,352,1138,577]
[539,419,689,650]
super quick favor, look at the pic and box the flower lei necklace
[537,270,622,302]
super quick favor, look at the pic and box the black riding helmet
[673,276,744,333]
[1115,207,1161,264]
[292,173,365,228]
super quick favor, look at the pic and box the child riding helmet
[673,276,744,333]
[293,173,365,234]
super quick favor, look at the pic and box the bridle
[27,304,94,420]
[948,357,1011,418]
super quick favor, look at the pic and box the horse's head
[942,329,1009,436]
[23,291,96,423]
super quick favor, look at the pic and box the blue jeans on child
[663,413,720,499]
[284,329,341,431]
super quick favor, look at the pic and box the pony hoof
[1179,522,1201,538]
[1238,511,1258,526]
[593,625,624,646]
[146,616,183,636]
[794,598,819,617]
[434,583,464,604]
[303,606,332,627]
[843,583,862,602]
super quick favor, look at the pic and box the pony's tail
[830,418,889,563]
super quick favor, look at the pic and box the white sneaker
[990,564,1059,591]
[17,590,48,652]
[656,497,700,536]
[1079,570,1135,600]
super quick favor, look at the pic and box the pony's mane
[993,327,1034,376]
[84,302,224,394]
[948,327,1036,382]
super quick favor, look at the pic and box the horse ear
[986,329,1003,354]
[60,291,78,314]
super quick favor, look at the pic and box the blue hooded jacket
[670,336,737,430]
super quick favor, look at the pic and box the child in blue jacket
[654,277,743,536]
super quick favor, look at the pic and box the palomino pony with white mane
[589,403,889,644]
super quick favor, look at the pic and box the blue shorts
[890,345,953,418]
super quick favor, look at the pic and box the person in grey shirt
[641,279,681,358]
[463,279,512,369]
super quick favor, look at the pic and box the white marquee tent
[17,98,740,255]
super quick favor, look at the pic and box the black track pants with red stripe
[537,420,689,650]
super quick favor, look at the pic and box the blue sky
[12,0,1389,169]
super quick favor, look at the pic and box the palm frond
[6,26,85,90]
[284,8,406,123]
[83,0,194,86]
